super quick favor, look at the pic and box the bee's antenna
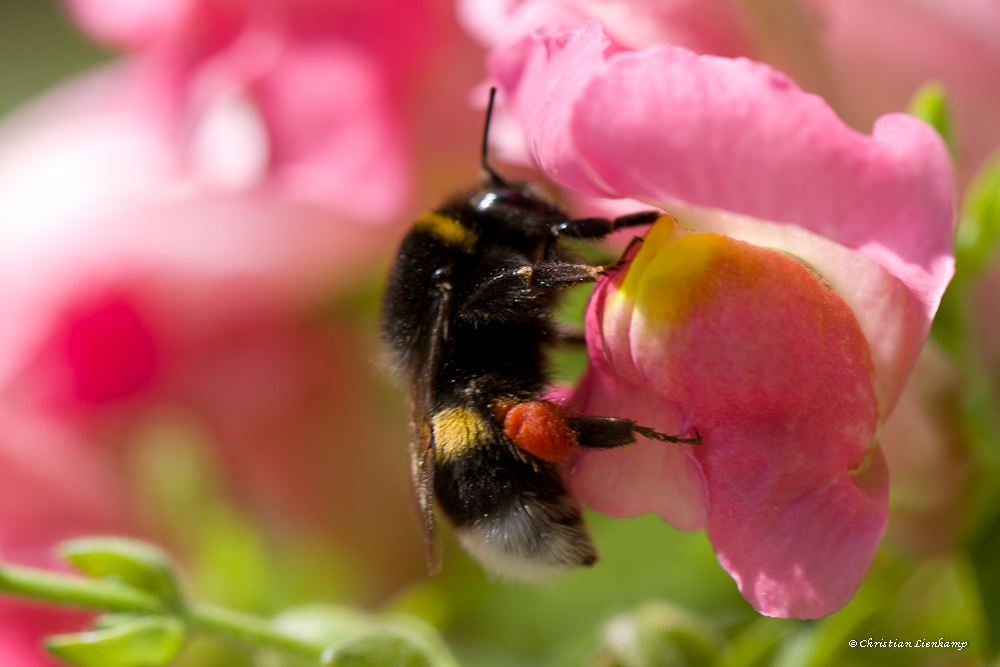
[481,87,508,186]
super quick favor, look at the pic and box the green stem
[0,564,164,613]
[187,602,324,661]
[0,563,329,663]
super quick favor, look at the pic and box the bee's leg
[558,210,662,239]
[531,262,604,288]
[569,416,702,448]
[545,210,662,259]
[601,235,644,273]
[461,263,609,323]
[539,236,644,279]
[554,325,587,347]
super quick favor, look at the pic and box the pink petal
[569,341,709,531]
[491,21,955,321]
[805,0,1000,185]
[487,25,616,197]
[664,205,925,433]
[575,222,887,618]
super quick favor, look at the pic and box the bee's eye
[474,188,562,219]
[475,192,498,212]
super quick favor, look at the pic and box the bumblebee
[380,89,699,580]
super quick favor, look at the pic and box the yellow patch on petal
[620,222,739,323]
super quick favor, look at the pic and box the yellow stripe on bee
[415,212,477,251]
[432,406,490,460]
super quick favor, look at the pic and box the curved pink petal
[491,21,955,321]
[575,221,887,618]
[805,0,1000,185]
[487,25,616,197]
[569,346,709,531]
[663,205,925,430]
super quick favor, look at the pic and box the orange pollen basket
[491,400,578,462]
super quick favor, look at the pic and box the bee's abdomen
[431,406,597,580]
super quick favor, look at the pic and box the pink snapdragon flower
[487,21,955,618]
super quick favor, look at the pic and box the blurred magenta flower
[61,0,440,221]
[485,21,955,618]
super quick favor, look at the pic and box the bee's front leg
[544,210,662,260]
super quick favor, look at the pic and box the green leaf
[907,81,956,158]
[956,149,1000,281]
[967,508,1000,657]
[929,150,1000,359]
[588,602,718,667]
[261,605,460,667]
[771,557,910,667]
[326,631,437,667]
[58,537,180,605]
[717,617,797,667]
[46,616,185,667]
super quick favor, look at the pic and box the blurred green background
[0,0,107,117]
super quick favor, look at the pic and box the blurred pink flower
[487,21,955,618]
[0,0,465,653]
[0,54,421,549]
[61,0,440,221]
[0,0,489,661]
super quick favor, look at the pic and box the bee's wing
[407,283,452,575]
[408,372,441,574]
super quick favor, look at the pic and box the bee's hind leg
[569,416,702,448]
[554,326,587,347]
